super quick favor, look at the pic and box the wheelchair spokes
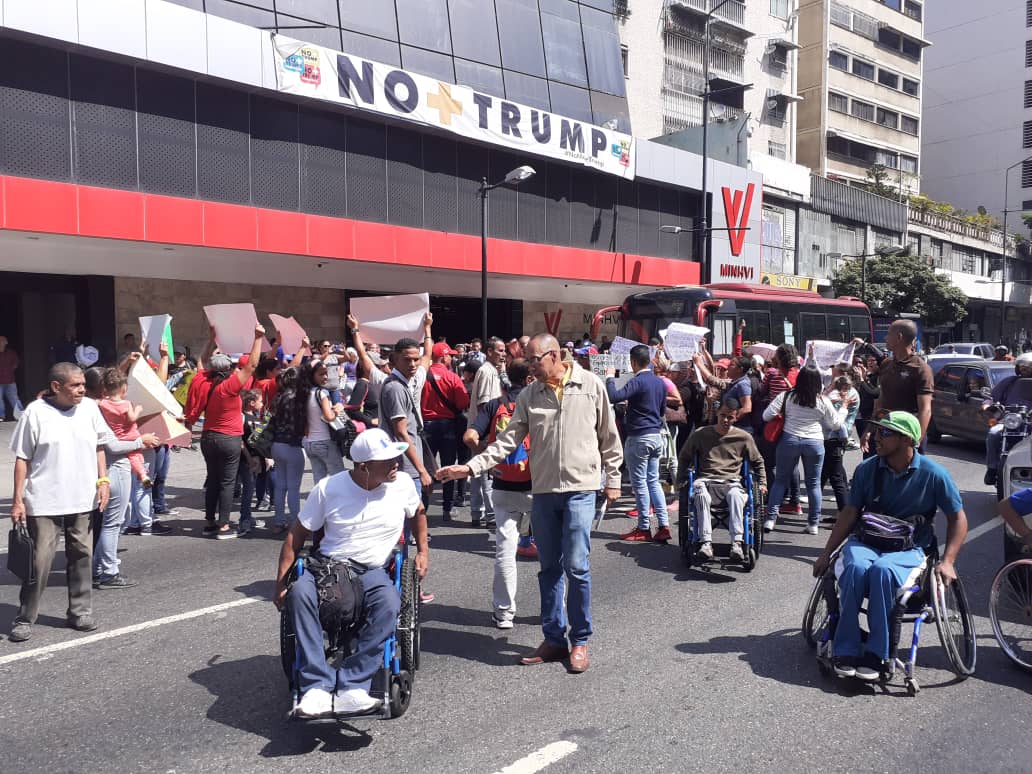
[990,559,1032,672]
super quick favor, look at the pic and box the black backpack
[307,554,366,651]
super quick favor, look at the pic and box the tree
[832,251,968,329]
[865,164,898,199]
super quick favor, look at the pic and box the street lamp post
[998,156,1032,346]
[478,165,536,343]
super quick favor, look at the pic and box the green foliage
[1022,213,1032,235]
[865,164,898,199]
[907,194,1002,230]
[832,252,968,328]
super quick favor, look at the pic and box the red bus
[592,284,873,357]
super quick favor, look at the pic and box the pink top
[660,376,678,397]
[98,399,141,441]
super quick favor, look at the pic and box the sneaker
[122,525,142,536]
[68,615,98,632]
[333,687,383,715]
[779,503,803,516]
[493,614,514,630]
[94,574,139,590]
[153,508,180,517]
[621,527,653,541]
[516,540,538,559]
[151,522,173,535]
[653,526,672,543]
[256,499,271,512]
[295,688,334,718]
[762,519,775,533]
[832,656,857,678]
[627,507,655,519]
[984,469,998,486]
[696,541,714,560]
[202,522,219,534]
[420,590,435,603]
[9,622,31,642]
[729,541,745,561]
[805,524,819,535]
[216,525,238,540]
[854,653,884,682]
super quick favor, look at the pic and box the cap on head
[432,342,458,358]
[870,410,922,445]
[349,428,409,463]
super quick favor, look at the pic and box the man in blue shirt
[812,411,968,681]
[605,345,671,542]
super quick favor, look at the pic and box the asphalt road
[0,422,1029,774]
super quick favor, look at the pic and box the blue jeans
[0,381,23,419]
[767,434,824,525]
[272,442,305,527]
[303,438,345,484]
[151,444,171,512]
[531,491,595,647]
[834,538,926,661]
[94,464,131,579]
[287,566,400,693]
[625,433,668,529]
[126,449,155,531]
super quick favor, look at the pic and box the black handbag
[7,521,35,583]
[855,512,915,553]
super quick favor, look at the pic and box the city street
[0,422,1029,774]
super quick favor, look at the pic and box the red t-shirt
[184,371,245,435]
[255,377,278,412]
[421,363,471,421]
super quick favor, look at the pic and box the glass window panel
[902,77,920,96]
[277,14,342,48]
[401,45,456,82]
[548,81,593,122]
[581,7,625,95]
[852,59,874,79]
[397,0,452,53]
[541,12,587,85]
[276,0,338,25]
[581,0,615,10]
[538,0,579,20]
[448,0,501,66]
[590,90,630,133]
[339,0,398,40]
[497,0,547,77]
[455,58,505,97]
[829,51,848,70]
[502,70,551,110]
[341,30,401,65]
[204,0,275,28]
[877,69,898,89]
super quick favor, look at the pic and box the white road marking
[0,597,262,666]
[964,516,1002,543]
[494,741,578,774]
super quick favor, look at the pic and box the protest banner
[203,303,271,355]
[663,323,710,362]
[350,293,429,345]
[608,336,639,355]
[127,357,182,418]
[138,412,192,448]
[746,343,777,362]
[269,314,307,354]
[139,315,173,363]
[804,340,856,370]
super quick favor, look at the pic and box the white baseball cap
[350,428,409,463]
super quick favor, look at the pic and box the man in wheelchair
[812,411,967,682]
[273,429,429,719]
[679,399,767,562]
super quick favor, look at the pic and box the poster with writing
[608,336,639,355]
[139,314,173,363]
[127,358,182,418]
[204,303,271,355]
[351,293,429,346]
[663,323,710,362]
[804,340,856,370]
[269,314,307,354]
[589,353,632,378]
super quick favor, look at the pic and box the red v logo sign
[544,310,562,336]
[722,183,755,257]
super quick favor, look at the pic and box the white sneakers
[805,524,819,535]
[333,687,383,715]
[294,688,333,718]
[762,519,775,533]
[729,541,745,561]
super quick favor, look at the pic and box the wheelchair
[279,541,422,720]
[678,457,764,571]
[989,558,1032,673]
[802,538,976,694]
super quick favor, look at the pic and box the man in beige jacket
[438,334,623,673]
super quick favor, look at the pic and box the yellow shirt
[547,362,573,403]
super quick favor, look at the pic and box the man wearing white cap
[273,428,429,718]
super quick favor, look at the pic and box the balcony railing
[908,208,1006,248]
[665,0,747,29]
[661,89,743,133]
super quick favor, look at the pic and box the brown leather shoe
[569,644,589,673]
[519,641,570,666]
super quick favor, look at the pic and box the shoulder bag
[762,390,789,444]
[427,369,468,435]
[388,375,439,477]
[319,388,358,459]
[7,521,35,583]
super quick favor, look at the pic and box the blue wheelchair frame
[282,541,419,721]
[678,456,763,571]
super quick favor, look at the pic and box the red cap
[715,358,731,369]
[432,342,458,358]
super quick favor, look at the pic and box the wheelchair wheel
[743,478,765,572]
[931,569,977,678]
[388,670,413,718]
[989,559,1032,673]
[678,515,694,568]
[279,609,298,691]
[802,575,829,648]
[399,560,421,673]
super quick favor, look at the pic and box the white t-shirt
[306,389,332,442]
[298,470,421,567]
[10,397,113,516]
[763,390,846,441]
[467,362,501,422]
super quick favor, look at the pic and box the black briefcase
[7,522,35,583]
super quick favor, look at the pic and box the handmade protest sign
[269,314,307,354]
[127,357,182,418]
[139,315,173,363]
[350,293,429,345]
[608,336,639,355]
[203,304,270,355]
[138,412,192,448]
[804,340,856,371]
[663,323,710,362]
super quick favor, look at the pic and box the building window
[1028,0,1032,26]
[1023,159,1032,188]
[877,107,899,129]
[902,77,920,96]
[904,1,922,21]
[829,50,848,71]
[769,44,789,69]
[1025,121,1032,149]
[1023,199,1032,209]
[852,59,875,80]
[830,2,851,29]
[1026,81,1032,108]
[875,150,899,168]
[768,140,787,159]
[621,45,628,77]
[877,69,899,89]
[1028,40,1032,67]
[901,37,921,61]
[770,0,790,19]
[879,28,901,51]
[900,155,918,173]
[850,99,874,122]
[828,91,848,113]
[900,115,919,135]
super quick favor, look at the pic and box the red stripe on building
[0,175,700,287]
